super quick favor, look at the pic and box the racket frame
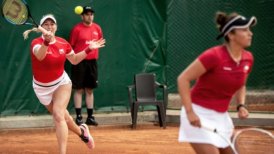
[202,125,238,154]
[202,125,274,154]
[232,128,274,153]
[1,0,36,26]
[1,0,49,35]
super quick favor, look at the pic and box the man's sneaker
[79,124,95,149]
[75,115,83,126]
[86,117,98,126]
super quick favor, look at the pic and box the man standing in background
[69,6,103,126]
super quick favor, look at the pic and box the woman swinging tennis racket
[30,14,105,154]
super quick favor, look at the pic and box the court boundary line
[0,110,273,129]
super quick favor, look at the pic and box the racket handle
[37,26,50,35]
[202,125,217,133]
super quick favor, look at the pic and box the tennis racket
[202,125,238,154]
[203,125,274,154]
[1,0,48,38]
[232,128,274,154]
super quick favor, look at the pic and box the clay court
[0,124,191,154]
[0,123,273,154]
[0,99,273,154]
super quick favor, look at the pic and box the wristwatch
[236,104,246,111]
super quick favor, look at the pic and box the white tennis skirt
[178,103,234,148]
[32,71,71,106]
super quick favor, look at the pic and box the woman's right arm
[33,32,53,61]
[34,44,48,61]
[177,59,207,127]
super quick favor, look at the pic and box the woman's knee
[52,110,66,123]
[65,110,73,123]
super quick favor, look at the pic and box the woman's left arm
[234,85,249,119]
[67,51,87,65]
[67,39,105,65]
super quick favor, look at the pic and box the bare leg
[64,110,81,135]
[191,143,220,154]
[45,103,68,154]
[220,147,234,154]
[50,84,72,154]
[85,88,98,126]
[44,83,94,152]
[74,89,84,125]
[85,88,94,109]
[74,89,84,108]
[46,105,82,136]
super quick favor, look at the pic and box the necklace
[226,45,242,65]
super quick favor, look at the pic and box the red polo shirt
[191,45,254,112]
[69,22,103,60]
[30,37,73,83]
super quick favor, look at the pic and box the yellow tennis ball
[74,6,83,15]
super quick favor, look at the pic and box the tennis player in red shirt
[178,11,257,154]
[30,14,105,154]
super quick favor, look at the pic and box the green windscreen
[0,0,273,116]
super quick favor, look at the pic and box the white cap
[40,14,57,25]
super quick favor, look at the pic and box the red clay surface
[0,124,273,154]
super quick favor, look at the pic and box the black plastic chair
[127,73,167,129]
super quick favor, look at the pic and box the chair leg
[132,103,139,129]
[158,104,166,129]
[131,103,134,127]
[157,106,163,127]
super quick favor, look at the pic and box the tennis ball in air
[74,6,83,15]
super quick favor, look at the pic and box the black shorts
[71,59,98,89]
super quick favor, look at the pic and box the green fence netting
[167,0,274,92]
[0,0,167,115]
[0,0,273,116]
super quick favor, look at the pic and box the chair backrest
[134,73,156,102]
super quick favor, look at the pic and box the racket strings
[202,125,274,154]
[233,129,274,154]
[2,0,28,25]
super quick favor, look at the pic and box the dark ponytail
[215,11,239,41]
